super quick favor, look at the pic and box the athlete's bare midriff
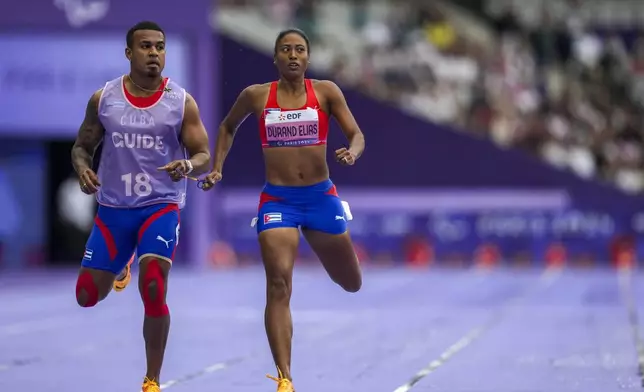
[253,81,330,186]
[263,146,329,185]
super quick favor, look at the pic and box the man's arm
[72,90,105,194]
[181,93,211,175]
[71,89,105,175]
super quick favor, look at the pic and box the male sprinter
[71,21,210,392]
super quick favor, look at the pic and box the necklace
[127,74,164,93]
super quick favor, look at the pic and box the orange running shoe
[142,377,160,392]
[267,367,295,392]
[113,253,135,292]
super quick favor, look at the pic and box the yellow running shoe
[113,253,135,292]
[267,368,295,392]
[142,377,160,392]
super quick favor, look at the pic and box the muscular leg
[138,256,171,383]
[75,267,117,307]
[259,227,300,381]
[302,229,362,293]
[133,203,180,386]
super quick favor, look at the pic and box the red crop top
[259,79,329,148]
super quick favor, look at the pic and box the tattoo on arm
[71,90,104,175]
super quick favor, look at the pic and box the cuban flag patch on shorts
[263,212,282,224]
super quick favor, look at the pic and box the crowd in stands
[220,0,644,194]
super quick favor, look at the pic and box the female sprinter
[201,28,365,392]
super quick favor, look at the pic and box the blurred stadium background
[5,1,644,391]
[2,0,644,271]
